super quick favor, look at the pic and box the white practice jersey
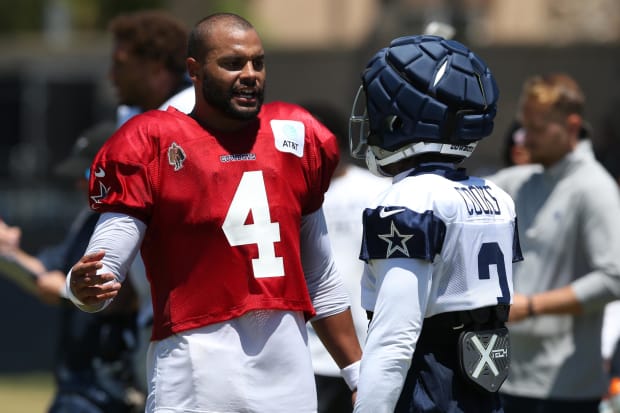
[361,165,520,316]
[354,164,522,412]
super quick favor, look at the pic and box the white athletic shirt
[354,164,520,412]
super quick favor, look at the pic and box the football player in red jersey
[65,12,362,413]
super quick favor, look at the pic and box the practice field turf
[0,373,54,413]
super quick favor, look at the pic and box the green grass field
[0,373,54,413]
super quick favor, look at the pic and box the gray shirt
[488,140,620,399]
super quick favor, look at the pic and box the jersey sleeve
[88,113,159,223]
[356,258,433,412]
[513,217,523,263]
[360,206,446,262]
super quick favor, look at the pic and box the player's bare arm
[35,271,67,305]
[312,309,362,369]
[509,287,583,322]
[69,250,121,308]
[312,308,362,403]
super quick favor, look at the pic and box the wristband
[527,296,535,317]
[65,270,86,306]
[341,360,360,391]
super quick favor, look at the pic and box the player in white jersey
[349,35,523,413]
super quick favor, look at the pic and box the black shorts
[395,308,507,413]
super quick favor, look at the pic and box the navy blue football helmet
[350,35,498,176]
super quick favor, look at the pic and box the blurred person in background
[501,120,530,167]
[488,73,620,413]
[108,9,194,126]
[106,9,196,393]
[65,12,362,413]
[0,122,143,413]
[303,102,389,413]
[350,35,522,413]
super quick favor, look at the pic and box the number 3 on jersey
[478,242,511,305]
[222,171,285,278]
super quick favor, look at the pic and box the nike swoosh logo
[94,167,105,178]
[379,208,406,218]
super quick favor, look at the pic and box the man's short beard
[201,75,264,120]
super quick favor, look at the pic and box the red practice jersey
[88,103,339,340]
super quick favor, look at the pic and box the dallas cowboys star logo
[378,221,414,258]
[90,181,110,205]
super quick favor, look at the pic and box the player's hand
[69,250,121,306]
[0,219,21,254]
[508,293,529,322]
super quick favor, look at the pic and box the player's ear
[186,57,199,82]
[565,113,581,136]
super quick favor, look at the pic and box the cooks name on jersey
[454,185,501,216]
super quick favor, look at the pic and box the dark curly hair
[109,10,188,76]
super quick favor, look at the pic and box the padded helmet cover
[363,35,498,154]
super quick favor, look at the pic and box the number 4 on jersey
[222,171,285,278]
